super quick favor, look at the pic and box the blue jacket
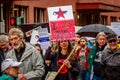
[0,73,18,80]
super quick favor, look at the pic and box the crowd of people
[0,27,120,80]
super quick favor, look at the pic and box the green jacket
[86,45,97,80]
[0,73,18,80]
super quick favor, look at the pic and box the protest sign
[110,22,120,36]
[30,28,50,49]
[47,5,76,41]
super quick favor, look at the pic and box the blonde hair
[96,32,106,39]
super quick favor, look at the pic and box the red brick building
[0,0,120,33]
[0,0,77,32]
[76,0,120,26]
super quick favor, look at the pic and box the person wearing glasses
[6,28,45,80]
[101,34,120,80]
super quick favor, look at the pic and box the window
[118,17,120,22]
[77,12,83,26]
[110,16,117,22]
[14,5,27,24]
[101,16,107,25]
[0,4,5,33]
[34,7,45,23]
[91,14,99,24]
[0,6,2,21]
[0,20,5,33]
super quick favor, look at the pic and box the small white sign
[30,30,39,44]
[30,28,50,49]
[110,22,120,36]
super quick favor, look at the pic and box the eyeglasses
[10,37,20,42]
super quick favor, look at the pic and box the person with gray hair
[6,28,45,80]
[0,34,11,57]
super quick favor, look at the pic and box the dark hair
[80,37,88,42]
[58,40,75,60]
[34,43,43,54]
[35,43,41,47]
[118,36,120,38]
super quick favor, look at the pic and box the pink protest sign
[49,20,76,41]
[47,5,76,41]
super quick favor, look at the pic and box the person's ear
[4,68,10,74]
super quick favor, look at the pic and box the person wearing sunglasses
[101,34,120,80]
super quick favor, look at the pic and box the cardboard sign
[47,5,76,41]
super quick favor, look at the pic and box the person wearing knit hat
[101,34,120,80]
[107,34,117,42]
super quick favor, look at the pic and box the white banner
[110,22,120,36]
[30,28,50,50]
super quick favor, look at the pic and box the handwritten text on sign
[49,19,76,41]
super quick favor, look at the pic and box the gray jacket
[101,47,120,80]
[6,42,45,80]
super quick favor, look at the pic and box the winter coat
[101,47,120,80]
[0,73,18,80]
[6,42,45,80]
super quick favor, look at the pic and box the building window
[91,14,99,24]
[14,5,27,24]
[0,4,5,33]
[0,6,2,21]
[110,16,116,22]
[34,7,45,23]
[118,17,120,22]
[101,16,107,25]
[77,13,83,26]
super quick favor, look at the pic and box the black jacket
[0,48,5,76]
[50,52,79,80]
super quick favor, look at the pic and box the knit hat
[107,34,117,42]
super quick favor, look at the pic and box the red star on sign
[53,8,67,19]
